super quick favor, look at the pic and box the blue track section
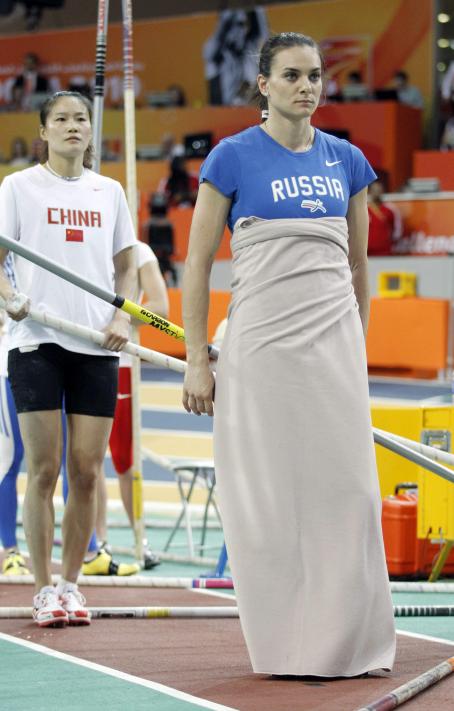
[142,366,452,401]
[369,380,451,401]
[142,409,213,433]
[104,457,175,482]
[142,365,184,383]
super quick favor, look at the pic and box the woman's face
[40,96,92,161]
[258,45,323,121]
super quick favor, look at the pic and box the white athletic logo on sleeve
[325,160,342,167]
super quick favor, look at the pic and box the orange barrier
[388,195,454,255]
[413,151,454,191]
[313,102,422,191]
[366,297,449,376]
[139,288,230,359]
[141,292,449,376]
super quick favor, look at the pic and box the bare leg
[18,410,63,593]
[118,468,134,528]
[61,414,112,582]
[95,465,108,543]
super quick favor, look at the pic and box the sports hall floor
[0,366,454,710]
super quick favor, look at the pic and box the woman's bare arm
[347,187,370,336]
[182,182,231,416]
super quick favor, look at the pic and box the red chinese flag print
[66,228,84,242]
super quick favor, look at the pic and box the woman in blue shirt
[182,32,395,678]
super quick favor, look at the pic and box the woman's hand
[102,312,130,351]
[183,364,215,416]
[5,292,30,321]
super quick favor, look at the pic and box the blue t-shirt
[199,126,376,231]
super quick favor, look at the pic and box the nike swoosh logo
[325,160,342,167]
[93,188,103,191]
[117,393,132,400]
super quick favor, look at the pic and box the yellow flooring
[140,383,184,410]
[141,430,213,459]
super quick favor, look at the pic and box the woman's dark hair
[39,91,95,168]
[252,32,325,116]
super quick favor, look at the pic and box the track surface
[1,584,454,710]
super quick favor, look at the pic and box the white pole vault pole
[121,0,144,564]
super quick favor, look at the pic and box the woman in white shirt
[0,91,136,627]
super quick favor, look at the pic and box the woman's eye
[285,72,297,80]
[310,73,321,82]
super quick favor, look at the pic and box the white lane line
[143,428,212,440]
[142,405,188,413]
[142,382,182,390]
[370,398,429,406]
[396,629,454,647]
[194,589,237,602]
[0,632,239,711]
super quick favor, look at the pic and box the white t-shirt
[0,253,16,376]
[120,240,157,367]
[0,164,137,356]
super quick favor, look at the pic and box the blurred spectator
[325,75,341,102]
[29,138,44,164]
[101,138,122,161]
[392,71,423,109]
[367,180,402,256]
[158,155,198,208]
[341,71,369,101]
[67,78,92,100]
[203,8,268,105]
[159,132,184,161]
[440,109,454,150]
[142,194,177,286]
[12,53,49,110]
[441,61,454,102]
[8,137,29,166]
[166,85,187,107]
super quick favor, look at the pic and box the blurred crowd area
[0,3,453,269]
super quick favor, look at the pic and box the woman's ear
[257,74,268,97]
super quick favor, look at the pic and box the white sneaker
[33,586,68,628]
[59,583,91,626]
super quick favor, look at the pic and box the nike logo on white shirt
[325,160,342,167]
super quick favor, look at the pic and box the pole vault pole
[121,0,145,564]
[93,0,109,173]
[0,233,219,358]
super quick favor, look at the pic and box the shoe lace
[61,588,86,606]
[36,590,58,608]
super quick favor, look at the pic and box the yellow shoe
[2,551,30,576]
[81,549,140,576]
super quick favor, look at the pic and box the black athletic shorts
[8,343,119,417]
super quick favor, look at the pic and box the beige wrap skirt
[213,217,396,677]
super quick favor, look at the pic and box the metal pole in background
[93,0,109,173]
[121,0,145,565]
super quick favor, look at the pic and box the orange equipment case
[382,484,454,578]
